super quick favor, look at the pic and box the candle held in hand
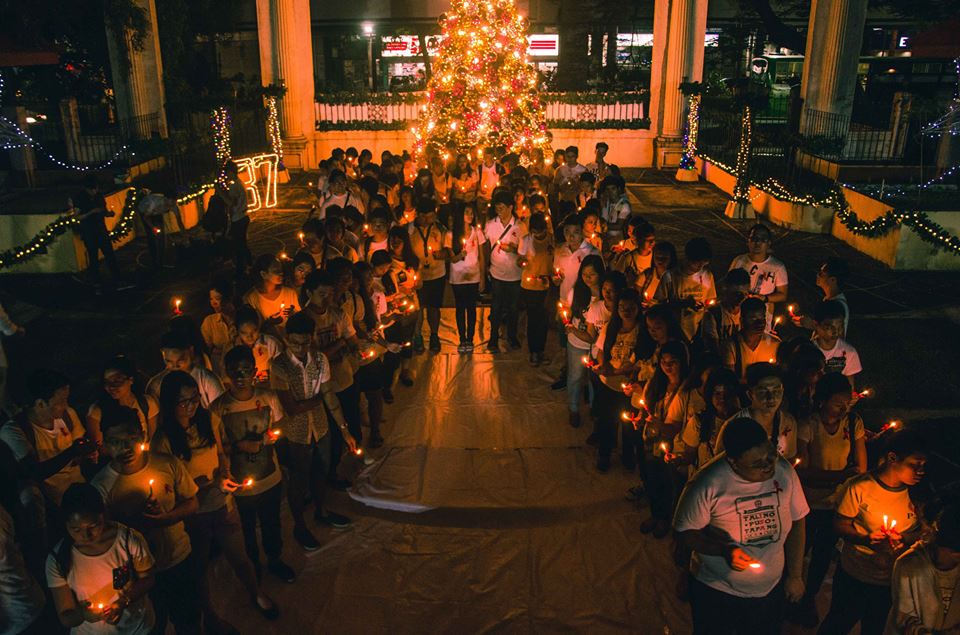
[173,298,183,315]
[748,562,762,571]
[243,478,254,488]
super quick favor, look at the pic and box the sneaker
[465,343,475,353]
[508,338,521,350]
[429,334,441,352]
[362,453,375,466]
[382,388,394,404]
[568,411,581,428]
[316,510,352,528]
[529,353,539,366]
[550,376,567,391]
[368,433,385,449]
[597,456,610,473]
[399,370,414,387]
[413,334,425,353]
[267,559,296,583]
[293,527,321,552]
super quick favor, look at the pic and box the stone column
[105,0,168,139]
[256,0,316,169]
[648,0,708,168]
[799,0,868,137]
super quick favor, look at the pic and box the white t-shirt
[146,365,225,409]
[601,195,632,227]
[729,254,788,328]
[363,237,389,263]
[830,292,851,337]
[478,163,500,200]
[814,337,862,377]
[485,215,524,282]
[564,287,598,349]
[673,455,809,598]
[409,223,451,281]
[654,268,718,341]
[449,226,483,285]
[553,241,599,302]
[0,410,87,505]
[318,191,364,219]
[725,333,782,381]
[554,163,587,202]
[0,507,45,634]
[46,524,155,635]
[242,287,301,328]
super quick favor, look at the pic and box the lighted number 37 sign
[234,153,279,211]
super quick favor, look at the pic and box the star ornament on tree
[412,0,551,160]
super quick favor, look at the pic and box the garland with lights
[412,0,551,158]
[679,94,701,171]
[315,90,648,107]
[316,118,650,132]
[0,71,129,171]
[0,184,214,270]
[732,106,753,202]
[211,107,232,188]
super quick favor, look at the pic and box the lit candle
[793,457,801,467]
[363,224,370,233]
[173,298,183,315]
[147,478,155,498]
[748,562,762,571]
[355,447,364,456]
[243,478,254,488]
[298,231,305,246]
[97,603,105,611]
[279,252,289,261]
[856,388,873,399]
[554,267,561,276]
[881,420,900,432]
[768,358,776,364]
[787,304,797,317]
[707,299,716,307]
[269,429,281,439]
[139,443,148,452]
[153,227,161,234]
[462,237,467,245]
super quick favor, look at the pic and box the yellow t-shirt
[0,409,88,505]
[152,420,226,514]
[837,472,919,585]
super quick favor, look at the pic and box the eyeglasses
[103,378,130,389]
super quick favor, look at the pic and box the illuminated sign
[234,153,279,211]
[897,36,910,48]
[380,34,560,58]
[617,33,719,47]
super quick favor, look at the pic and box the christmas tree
[412,0,551,160]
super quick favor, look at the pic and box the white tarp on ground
[209,311,694,633]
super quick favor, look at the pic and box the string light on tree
[265,96,283,161]
[412,0,551,159]
[211,107,232,188]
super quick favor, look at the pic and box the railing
[800,108,914,163]
[314,91,649,131]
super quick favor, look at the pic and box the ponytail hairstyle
[157,370,214,461]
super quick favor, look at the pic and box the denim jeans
[489,278,520,344]
[565,342,593,413]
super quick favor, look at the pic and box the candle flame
[748,562,762,570]
[621,411,631,421]
[243,478,254,488]
[148,479,155,486]
[768,358,776,364]
[139,443,147,451]
[660,442,669,453]
[355,448,364,456]
[270,429,281,438]
[787,304,796,315]
[793,457,801,467]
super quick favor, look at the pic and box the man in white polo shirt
[483,190,524,352]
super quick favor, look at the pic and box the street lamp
[362,22,375,91]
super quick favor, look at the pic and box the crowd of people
[0,140,956,635]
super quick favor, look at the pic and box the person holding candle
[301,269,363,486]
[789,372,868,628]
[449,202,485,353]
[242,255,300,332]
[319,169,364,220]
[408,198,451,354]
[287,252,316,309]
[46,483,156,634]
[0,369,94,508]
[380,227,421,391]
[674,417,809,635]
[296,219,327,269]
[93,407,200,634]
[598,175,632,245]
[477,148,504,212]
[483,190,525,353]
[561,255,605,428]
[715,362,799,462]
[86,355,159,449]
[722,298,782,382]
[591,289,644,473]
[886,502,960,634]
[653,237,717,344]
[550,215,599,389]
[793,257,850,337]
[351,262,388,449]
[234,307,283,385]
[728,223,789,332]
[518,213,554,366]
[694,268,750,361]
[211,346,295,584]
[639,340,693,537]
[580,204,603,253]
[394,186,417,225]
[201,278,238,378]
[361,209,392,264]
[146,331,225,409]
[552,146,586,204]
[611,219,655,286]
[152,371,279,630]
[817,428,927,635]
[635,240,677,302]
[681,367,743,471]
[810,300,862,386]
[781,339,827,421]
[451,154,479,204]
[270,311,357,551]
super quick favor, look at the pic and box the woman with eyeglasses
[152,371,278,634]
[86,355,159,449]
[674,417,809,635]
